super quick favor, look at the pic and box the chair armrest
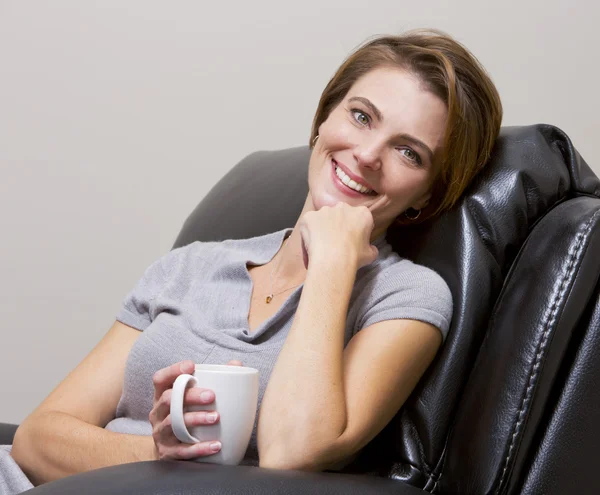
[23,461,424,494]
[0,423,18,445]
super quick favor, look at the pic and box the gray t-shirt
[106,227,452,465]
[0,227,452,494]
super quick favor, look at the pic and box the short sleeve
[115,247,186,331]
[355,261,453,342]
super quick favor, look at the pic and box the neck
[271,229,306,287]
[274,194,386,284]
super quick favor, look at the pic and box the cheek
[320,115,356,148]
[386,169,432,196]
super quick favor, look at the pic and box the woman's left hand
[298,203,378,271]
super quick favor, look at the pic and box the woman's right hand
[149,359,241,460]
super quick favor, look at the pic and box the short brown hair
[309,29,503,222]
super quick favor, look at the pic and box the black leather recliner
[2,124,599,494]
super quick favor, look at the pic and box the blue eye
[351,109,370,126]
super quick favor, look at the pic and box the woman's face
[307,66,448,238]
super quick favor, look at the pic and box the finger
[155,410,219,441]
[152,360,195,402]
[171,440,222,460]
[183,410,219,426]
[156,414,221,454]
[154,417,222,461]
[227,360,243,366]
[154,387,216,422]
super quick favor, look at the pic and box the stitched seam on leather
[422,466,438,492]
[495,208,600,494]
[408,419,434,478]
[429,440,448,487]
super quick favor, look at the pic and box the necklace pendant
[265,294,273,304]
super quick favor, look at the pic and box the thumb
[227,360,243,367]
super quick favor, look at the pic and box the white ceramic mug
[170,364,259,465]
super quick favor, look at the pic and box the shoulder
[383,258,451,296]
[354,257,453,342]
[369,258,452,309]
[148,241,219,280]
[363,248,450,295]
[167,237,244,262]
[202,228,292,265]
[163,228,288,269]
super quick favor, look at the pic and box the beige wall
[1,1,598,424]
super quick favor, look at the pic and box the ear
[411,190,432,210]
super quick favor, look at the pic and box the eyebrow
[348,96,436,164]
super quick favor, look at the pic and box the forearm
[257,252,357,468]
[11,411,156,485]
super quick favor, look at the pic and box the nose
[352,136,383,171]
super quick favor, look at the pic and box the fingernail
[210,441,221,452]
[207,412,217,423]
[200,391,212,401]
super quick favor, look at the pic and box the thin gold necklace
[266,237,302,303]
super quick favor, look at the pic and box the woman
[2,28,502,491]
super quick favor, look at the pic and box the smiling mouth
[332,159,378,196]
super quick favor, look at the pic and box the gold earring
[404,208,422,220]
[312,134,319,146]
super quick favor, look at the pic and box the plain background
[1,1,599,424]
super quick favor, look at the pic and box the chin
[308,193,330,212]
[310,189,346,211]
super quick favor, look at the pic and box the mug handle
[170,373,201,444]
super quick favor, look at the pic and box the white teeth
[335,166,373,194]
